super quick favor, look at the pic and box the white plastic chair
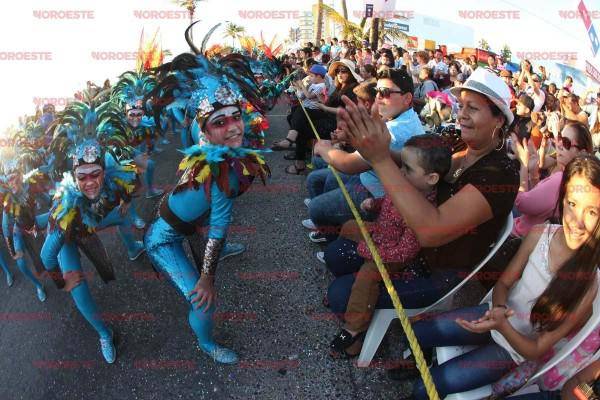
[357,214,514,367]
[439,286,600,400]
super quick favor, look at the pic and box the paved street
[0,103,418,400]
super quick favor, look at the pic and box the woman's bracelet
[493,304,508,309]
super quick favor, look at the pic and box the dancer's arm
[189,184,233,312]
[2,211,15,258]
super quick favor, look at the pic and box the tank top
[491,224,560,363]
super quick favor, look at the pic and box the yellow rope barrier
[297,101,440,400]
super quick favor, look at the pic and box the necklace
[452,152,486,180]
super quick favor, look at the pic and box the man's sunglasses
[375,87,405,98]
[128,111,144,118]
[558,135,582,151]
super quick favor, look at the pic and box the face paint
[127,109,144,128]
[204,106,244,147]
[75,164,104,200]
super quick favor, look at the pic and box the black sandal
[271,138,296,151]
[330,329,366,359]
[284,164,307,175]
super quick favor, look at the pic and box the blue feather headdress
[147,22,267,149]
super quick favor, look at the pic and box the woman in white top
[400,155,600,399]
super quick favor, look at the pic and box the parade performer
[41,100,143,363]
[144,23,270,364]
[111,31,165,201]
[0,122,54,301]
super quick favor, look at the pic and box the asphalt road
[0,103,433,400]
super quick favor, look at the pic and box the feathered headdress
[147,22,265,146]
[47,100,130,175]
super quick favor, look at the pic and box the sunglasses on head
[375,87,405,98]
[558,135,582,151]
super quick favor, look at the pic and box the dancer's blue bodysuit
[40,167,141,341]
[144,145,268,364]
[144,171,238,352]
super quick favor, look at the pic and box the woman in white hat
[326,67,520,361]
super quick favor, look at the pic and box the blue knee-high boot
[118,223,144,260]
[145,159,155,189]
[0,247,13,286]
[128,200,145,229]
[70,281,111,338]
[144,159,163,198]
[15,257,46,301]
[188,303,238,364]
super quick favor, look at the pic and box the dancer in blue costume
[0,158,51,302]
[41,100,143,363]
[112,70,164,202]
[144,23,270,364]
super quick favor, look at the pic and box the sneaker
[100,331,117,364]
[152,147,164,154]
[145,188,164,199]
[160,138,170,145]
[36,286,47,302]
[219,243,246,261]
[302,219,317,230]
[6,272,13,287]
[128,241,146,261]
[303,198,311,208]
[199,342,238,365]
[133,217,146,230]
[316,252,325,264]
[308,231,328,243]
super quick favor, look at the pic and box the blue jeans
[409,304,517,399]
[324,237,364,277]
[306,166,354,199]
[308,175,371,239]
[328,266,461,312]
[508,392,560,400]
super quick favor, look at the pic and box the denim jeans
[508,392,561,400]
[409,304,517,399]
[308,175,371,239]
[324,237,364,277]
[327,266,461,312]
[306,168,341,199]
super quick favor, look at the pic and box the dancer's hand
[189,276,216,313]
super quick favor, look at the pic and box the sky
[0,0,599,129]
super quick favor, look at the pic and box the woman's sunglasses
[558,135,582,151]
[335,68,350,74]
[375,87,405,98]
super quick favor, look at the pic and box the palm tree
[172,0,203,48]
[315,0,324,43]
[320,4,407,46]
[341,0,348,20]
[224,22,245,48]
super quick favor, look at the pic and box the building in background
[387,13,474,52]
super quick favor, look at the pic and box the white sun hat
[450,67,514,125]
[328,59,364,83]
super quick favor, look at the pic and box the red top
[357,191,436,263]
